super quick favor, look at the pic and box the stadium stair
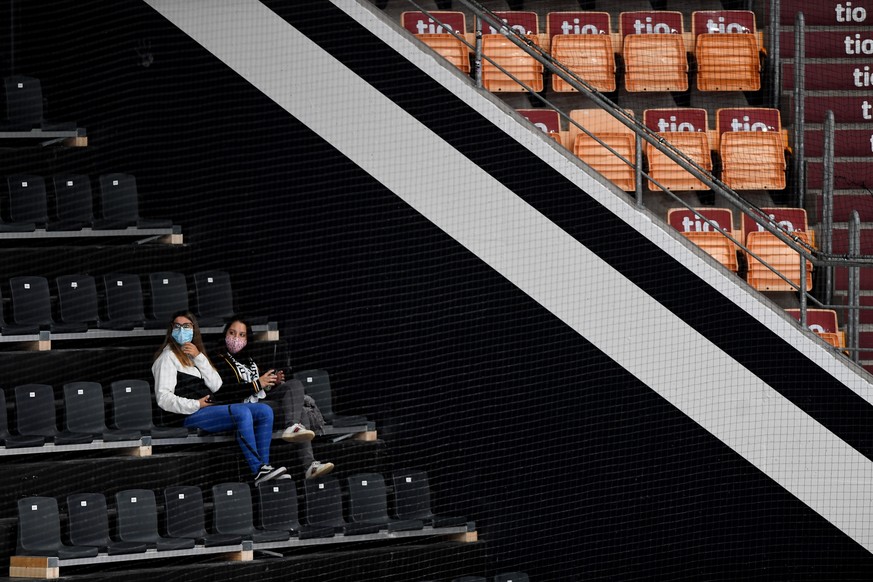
[777,0,873,371]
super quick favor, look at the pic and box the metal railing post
[799,253,808,327]
[474,18,482,88]
[793,13,805,207]
[849,211,861,363]
[822,111,835,306]
[635,133,643,207]
[768,0,781,109]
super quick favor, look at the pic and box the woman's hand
[198,394,214,408]
[258,369,278,389]
[181,342,200,358]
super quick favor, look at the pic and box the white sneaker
[254,464,287,486]
[282,423,315,443]
[305,461,335,479]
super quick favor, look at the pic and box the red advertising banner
[619,11,684,36]
[643,108,708,133]
[546,12,611,40]
[401,11,466,35]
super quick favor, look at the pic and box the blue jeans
[184,403,273,475]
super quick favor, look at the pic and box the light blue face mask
[172,328,194,345]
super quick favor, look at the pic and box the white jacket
[152,346,222,415]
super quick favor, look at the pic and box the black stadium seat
[115,489,196,551]
[211,482,289,543]
[293,369,369,428]
[52,175,96,228]
[0,284,38,335]
[14,384,93,446]
[148,271,189,325]
[66,492,148,555]
[7,175,48,229]
[98,173,173,229]
[109,379,190,439]
[56,274,136,331]
[164,485,243,547]
[55,275,100,329]
[392,469,467,527]
[62,381,141,442]
[255,479,334,540]
[102,273,147,328]
[9,276,88,334]
[0,387,45,448]
[52,174,128,230]
[16,497,99,559]
[347,472,424,532]
[3,76,76,131]
[194,270,236,327]
[304,475,381,536]
[8,175,84,231]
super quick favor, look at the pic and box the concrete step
[779,28,873,59]
[770,2,871,26]
[784,93,873,124]
[782,61,873,91]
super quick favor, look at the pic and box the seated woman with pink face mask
[213,316,334,480]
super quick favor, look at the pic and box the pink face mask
[225,335,247,354]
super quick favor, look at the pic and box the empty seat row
[401,10,762,94]
[668,206,813,292]
[0,271,241,336]
[1,370,366,453]
[3,75,78,132]
[0,382,168,450]
[1,173,172,233]
[16,470,464,560]
[520,107,787,193]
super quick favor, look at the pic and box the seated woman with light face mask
[152,310,288,486]
[213,316,334,480]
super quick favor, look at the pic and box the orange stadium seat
[620,12,687,93]
[479,11,543,93]
[717,108,786,191]
[645,132,712,191]
[745,230,813,292]
[569,108,636,192]
[818,331,846,349]
[696,34,760,91]
[419,34,470,73]
[643,108,711,191]
[550,33,616,93]
[623,34,688,92]
[692,11,760,92]
[785,308,845,348]
[481,34,543,92]
[682,231,739,271]
[401,11,470,73]
[720,132,785,190]
[667,208,738,271]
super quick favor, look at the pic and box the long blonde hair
[153,310,212,368]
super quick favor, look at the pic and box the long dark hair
[153,310,211,367]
